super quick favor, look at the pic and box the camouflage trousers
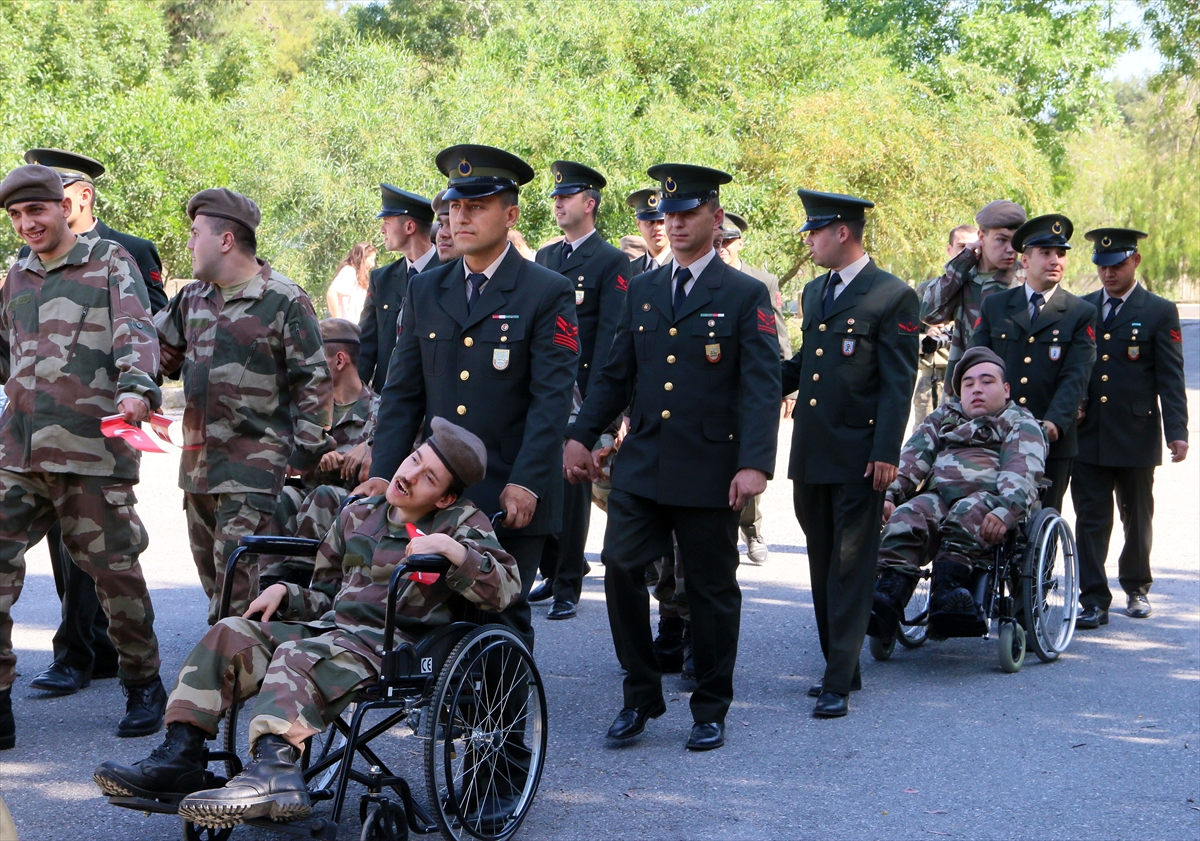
[263,485,348,587]
[164,617,378,751]
[0,469,159,688]
[878,492,996,578]
[651,535,690,622]
[184,492,279,624]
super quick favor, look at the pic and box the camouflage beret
[0,164,66,209]
[187,187,261,234]
[425,417,487,490]
[975,200,1026,230]
[954,346,1007,393]
[320,317,361,346]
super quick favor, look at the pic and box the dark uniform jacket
[972,285,1097,460]
[370,246,579,536]
[535,233,631,396]
[358,250,442,391]
[1077,285,1188,467]
[740,262,792,359]
[567,257,781,508]
[782,260,920,484]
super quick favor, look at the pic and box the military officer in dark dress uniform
[20,149,167,698]
[564,164,781,751]
[529,161,631,620]
[357,145,579,654]
[971,214,1097,514]
[1071,228,1188,628]
[626,188,672,275]
[783,190,920,718]
[357,185,440,392]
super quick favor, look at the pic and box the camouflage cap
[953,346,1007,393]
[975,200,1026,230]
[0,164,66,208]
[187,188,261,234]
[320,317,361,346]
[425,417,487,490]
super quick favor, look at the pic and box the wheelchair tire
[1021,509,1079,663]
[360,800,406,841]
[997,622,1026,673]
[898,574,930,649]
[183,821,233,841]
[868,634,895,661]
[422,625,547,841]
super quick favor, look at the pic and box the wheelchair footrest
[928,612,989,640]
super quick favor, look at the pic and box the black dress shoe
[30,661,91,696]
[685,721,725,751]
[813,691,848,718]
[527,579,553,603]
[606,699,667,741]
[1077,605,1109,629]
[547,599,577,620]
[1126,594,1152,618]
[807,676,862,698]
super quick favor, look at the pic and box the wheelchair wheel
[1021,509,1079,663]
[183,822,233,841]
[423,625,547,841]
[997,622,1026,673]
[868,634,896,661]
[897,574,930,649]
[360,800,406,841]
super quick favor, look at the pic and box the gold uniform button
[1100,396,1108,403]
[1104,333,1111,340]
[464,337,474,347]
[728,434,734,440]
[459,370,469,381]
[664,382,673,391]
[709,332,715,338]
[847,328,853,334]
[456,405,467,415]
[869,419,875,425]
[669,327,678,336]
[667,355,676,364]
[819,324,827,332]
[1028,336,1035,344]
[382,304,389,310]
[1001,334,1006,339]
[1019,397,1027,404]
[661,410,671,419]
[812,373,820,382]
[1102,354,1109,361]
[809,398,817,406]
[639,326,644,332]
[643,303,651,311]
[1023,356,1032,364]
[1101,374,1109,382]
[500,336,508,343]
[429,332,436,339]
[815,348,824,357]
[1020,377,1028,384]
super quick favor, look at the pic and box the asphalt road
[1,322,1197,841]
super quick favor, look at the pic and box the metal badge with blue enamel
[493,348,510,370]
[842,338,856,356]
[1049,345,1062,361]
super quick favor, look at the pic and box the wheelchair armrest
[383,555,454,653]
[236,535,323,557]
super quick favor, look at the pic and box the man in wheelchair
[94,417,519,827]
[868,346,1048,641]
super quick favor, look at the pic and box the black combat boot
[680,622,695,682]
[93,722,210,798]
[652,617,685,673]
[178,734,310,828]
[118,675,167,737]
[867,569,919,640]
[0,687,14,750]
[928,560,985,637]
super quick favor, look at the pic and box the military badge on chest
[842,338,856,356]
[1049,344,1062,361]
[493,348,510,370]
[705,343,721,363]
[1127,345,1140,360]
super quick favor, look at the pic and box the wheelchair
[869,505,1080,673]
[103,531,548,841]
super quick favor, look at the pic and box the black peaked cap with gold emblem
[646,163,732,213]
[549,160,606,197]
[796,189,874,232]
[1012,213,1073,253]
[378,184,434,222]
[436,144,535,200]
[23,148,104,186]
[625,188,664,221]
[1084,226,1147,266]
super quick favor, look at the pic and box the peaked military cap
[625,188,664,221]
[723,212,748,235]
[0,164,65,208]
[719,218,742,239]
[1084,227,1147,267]
[646,163,732,213]
[975,199,1026,230]
[426,416,488,489]
[23,148,104,185]
[796,190,874,232]
[320,317,361,346]
[378,184,434,222]
[1012,213,1072,253]
[549,160,606,197]
[187,188,261,234]
[436,144,535,200]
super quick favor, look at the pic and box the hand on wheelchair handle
[980,512,1008,544]
[406,534,467,567]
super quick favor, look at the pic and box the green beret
[426,417,487,489]
[953,346,1006,394]
[0,164,66,209]
[187,188,261,234]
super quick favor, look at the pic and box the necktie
[673,267,693,319]
[561,241,573,266]
[1103,298,1121,330]
[467,272,486,313]
[822,271,842,319]
[407,265,418,282]
[1029,291,1044,324]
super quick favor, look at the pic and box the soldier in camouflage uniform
[921,201,1026,396]
[0,165,165,747]
[95,419,518,828]
[868,346,1047,641]
[265,319,378,586]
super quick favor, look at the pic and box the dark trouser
[794,482,884,696]
[493,534,545,654]
[1042,457,1073,514]
[49,522,119,674]
[1071,462,1155,610]
[537,477,592,603]
[602,490,741,724]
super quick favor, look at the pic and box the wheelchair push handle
[383,553,454,653]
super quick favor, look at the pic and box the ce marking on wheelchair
[421,657,434,675]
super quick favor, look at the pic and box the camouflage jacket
[277,496,520,653]
[887,399,1047,528]
[154,260,334,494]
[0,230,161,480]
[920,248,1015,365]
[301,383,378,489]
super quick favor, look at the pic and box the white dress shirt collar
[671,248,718,295]
[830,252,871,299]
[411,244,436,272]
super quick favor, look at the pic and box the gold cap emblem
[664,177,677,194]
[458,158,472,176]
[1101,235,1112,247]
[1051,220,1063,234]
